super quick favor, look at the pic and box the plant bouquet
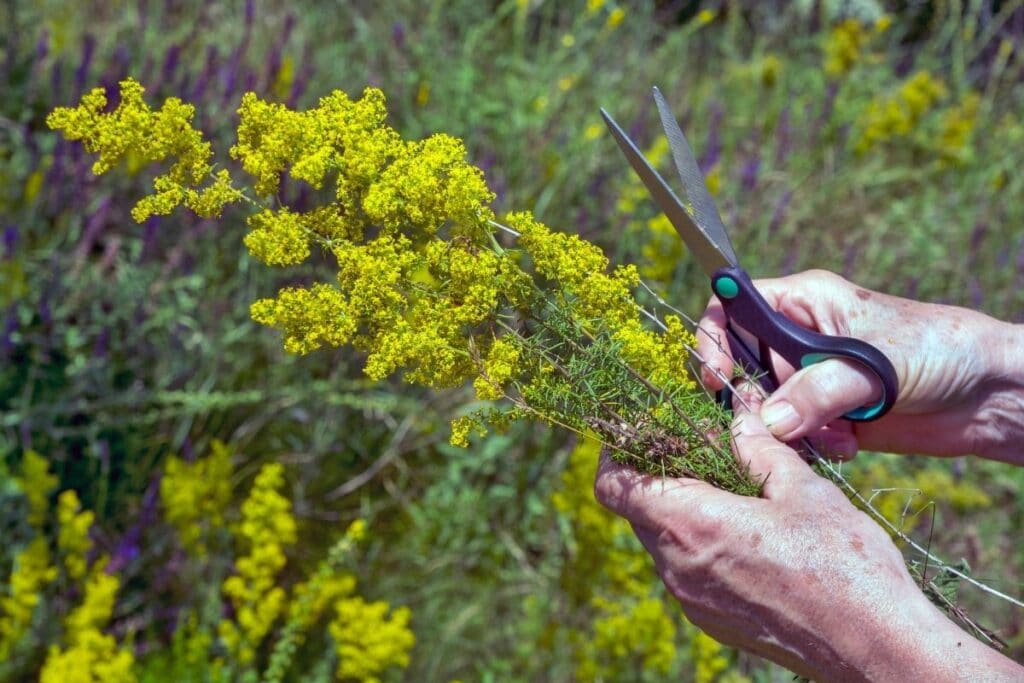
[47,78,759,496]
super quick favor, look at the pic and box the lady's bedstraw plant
[48,78,757,494]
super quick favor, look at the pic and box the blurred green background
[2,0,1024,681]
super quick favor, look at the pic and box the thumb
[760,357,880,441]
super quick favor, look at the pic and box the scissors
[601,87,898,421]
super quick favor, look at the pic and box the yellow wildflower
[936,92,980,165]
[449,416,474,448]
[577,597,677,681]
[219,462,298,664]
[823,18,868,77]
[41,563,135,683]
[288,574,357,630]
[330,596,415,683]
[606,7,625,29]
[640,213,684,281]
[243,207,311,266]
[855,71,947,153]
[16,450,57,529]
[473,337,521,401]
[46,78,238,222]
[0,538,58,659]
[160,440,233,555]
[692,628,730,683]
[57,490,94,581]
[362,133,495,237]
[250,283,356,356]
[40,629,136,683]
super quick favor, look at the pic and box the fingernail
[761,400,801,436]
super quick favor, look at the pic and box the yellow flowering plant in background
[48,77,759,496]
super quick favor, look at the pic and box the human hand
[593,398,1024,681]
[697,269,1024,463]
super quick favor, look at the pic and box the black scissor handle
[711,266,899,421]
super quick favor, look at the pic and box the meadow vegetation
[3,1,1024,681]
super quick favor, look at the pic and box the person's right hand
[696,269,1024,464]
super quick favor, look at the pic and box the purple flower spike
[160,44,181,87]
[392,22,406,49]
[1,306,17,358]
[245,0,255,26]
[3,225,18,258]
[50,59,64,99]
[774,107,791,166]
[700,102,722,172]
[767,189,792,236]
[35,30,50,61]
[74,34,96,97]
[968,222,987,262]
[969,278,984,309]
[38,296,51,327]
[287,45,314,108]
[92,328,109,359]
[191,46,218,101]
[740,155,760,192]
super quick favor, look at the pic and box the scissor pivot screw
[714,276,739,299]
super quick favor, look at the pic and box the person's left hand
[593,397,1023,681]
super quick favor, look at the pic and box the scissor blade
[651,86,738,267]
[601,108,734,276]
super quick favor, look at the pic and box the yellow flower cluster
[0,538,57,659]
[16,450,58,527]
[449,416,476,448]
[330,597,415,683]
[251,283,354,356]
[473,338,521,401]
[363,134,495,237]
[823,16,890,77]
[219,462,298,664]
[160,440,233,555]
[639,214,684,282]
[263,518,415,683]
[855,71,948,153]
[510,211,639,325]
[40,565,135,683]
[57,490,94,581]
[613,314,698,389]
[46,79,238,222]
[692,628,730,683]
[51,79,716,477]
[576,597,676,681]
[936,92,980,166]
[233,88,399,202]
[1,453,60,659]
[551,437,655,601]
